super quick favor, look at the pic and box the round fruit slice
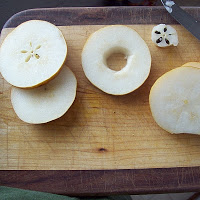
[149,66,200,134]
[82,25,151,95]
[0,20,67,88]
[11,66,77,124]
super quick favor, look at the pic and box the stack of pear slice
[150,62,200,134]
[0,20,77,124]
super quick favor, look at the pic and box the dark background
[0,0,200,31]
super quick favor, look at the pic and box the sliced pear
[82,25,151,95]
[11,66,77,124]
[0,20,67,88]
[150,66,200,134]
[181,62,200,69]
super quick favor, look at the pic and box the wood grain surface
[0,6,200,195]
[1,168,200,196]
[1,24,200,170]
[3,7,200,28]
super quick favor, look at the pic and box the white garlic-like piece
[151,24,178,47]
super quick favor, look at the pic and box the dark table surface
[0,0,200,31]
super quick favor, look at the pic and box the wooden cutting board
[0,7,200,172]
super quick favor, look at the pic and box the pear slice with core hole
[82,25,151,95]
[150,66,200,134]
[0,20,67,88]
[11,66,77,124]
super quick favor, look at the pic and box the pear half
[11,66,77,124]
[150,66,200,134]
[82,25,151,95]
[0,20,67,88]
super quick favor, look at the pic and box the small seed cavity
[184,100,188,104]
[165,38,170,45]
[156,37,163,44]
[35,45,41,50]
[155,31,161,34]
[21,50,28,53]
[35,54,40,59]
[22,42,41,62]
[164,27,167,32]
[25,55,31,62]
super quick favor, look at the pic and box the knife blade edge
[161,0,200,40]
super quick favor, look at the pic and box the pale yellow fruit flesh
[150,66,200,134]
[82,25,151,95]
[181,62,200,69]
[0,20,67,88]
[11,66,77,124]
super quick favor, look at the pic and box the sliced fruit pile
[0,20,68,88]
[0,20,77,124]
[11,66,77,124]
[0,19,199,135]
[150,62,200,134]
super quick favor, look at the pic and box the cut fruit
[149,66,200,134]
[181,62,200,69]
[82,25,151,95]
[0,20,67,88]
[151,24,178,47]
[11,66,77,124]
